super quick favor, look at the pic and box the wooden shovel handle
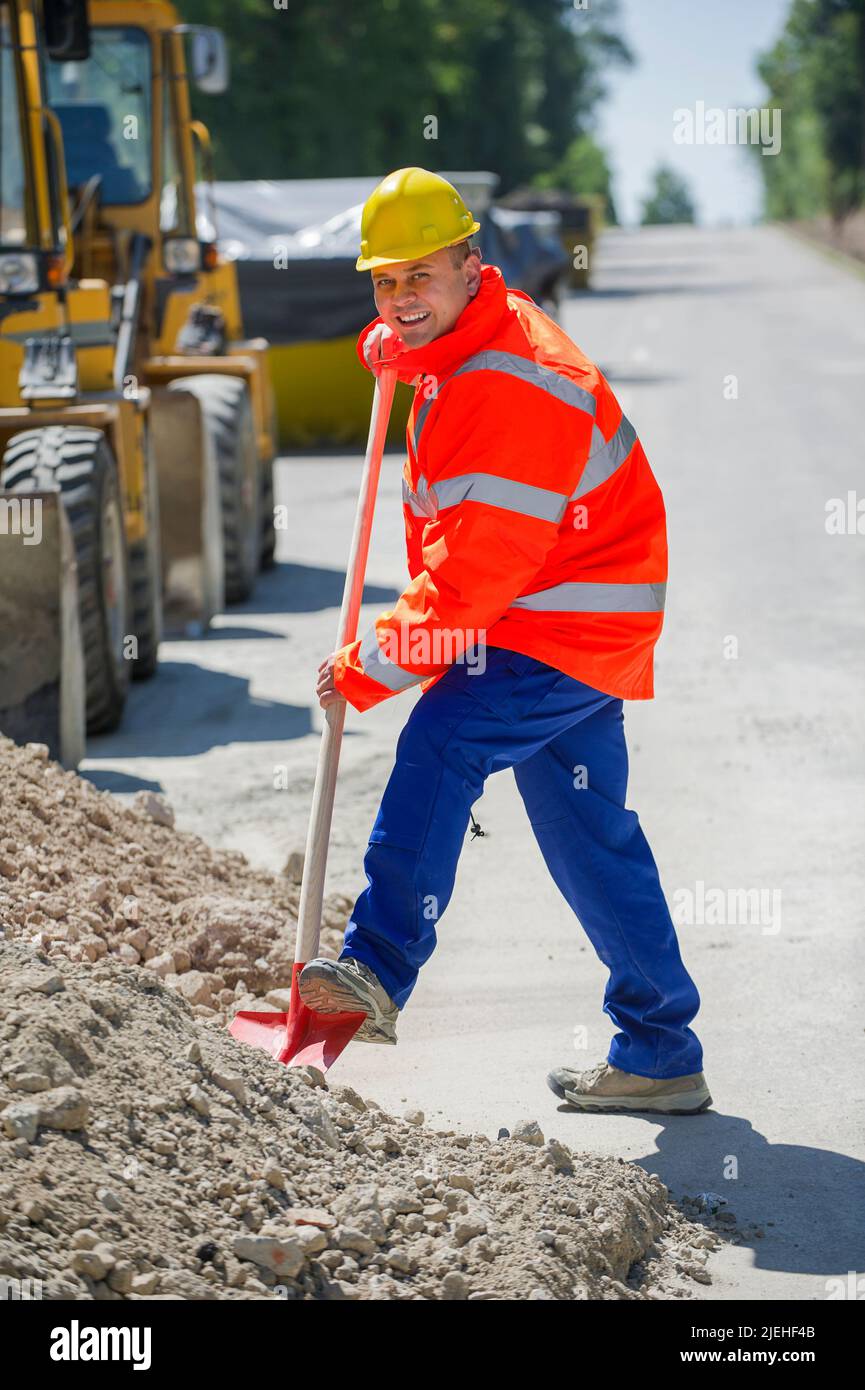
[295,368,398,962]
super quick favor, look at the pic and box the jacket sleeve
[332,377,586,713]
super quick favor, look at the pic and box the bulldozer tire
[168,375,260,604]
[129,427,162,680]
[1,426,132,734]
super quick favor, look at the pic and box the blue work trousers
[341,646,703,1079]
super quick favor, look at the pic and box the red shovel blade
[229,962,365,1070]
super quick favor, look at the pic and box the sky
[595,0,792,226]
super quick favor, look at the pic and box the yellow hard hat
[356,167,481,271]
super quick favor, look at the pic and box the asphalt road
[84,225,865,1301]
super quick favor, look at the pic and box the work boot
[298,957,398,1045]
[547,1060,711,1114]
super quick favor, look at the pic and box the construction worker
[300,168,710,1115]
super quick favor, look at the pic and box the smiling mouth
[396,310,431,327]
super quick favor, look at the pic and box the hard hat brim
[356,221,481,272]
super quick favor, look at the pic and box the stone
[453,1216,487,1248]
[134,791,175,828]
[336,1227,376,1257]
[86,877,111,904]
[403,1108,424,1126]
[282,851,304,883]
[511,1119,544,1147]
[447,1172,475,1194]
[545,1138,574,1174]
[185,1085,211,1118]
[12,970,64,995]
[211,1071,247,1106]
[176,971,212,1007]
[232,1233,304,1278]
[332,1086,367,1114]
[285,1207,336,1230]
[107,1260,135,1294]
[423,1203,449,1224]
[70,1247,113,1280]
[264,988,293,1010]
[131,1272,160,1295]
[294,1225,327,1255]
[145,953,176,978]
[441,1271,469,1300]
[262,1162,285,1190]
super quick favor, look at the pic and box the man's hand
[363,322,404,366]
[316,654,345,710]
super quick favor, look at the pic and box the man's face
[371,245,482,349]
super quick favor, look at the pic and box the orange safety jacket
[332,263,667,714]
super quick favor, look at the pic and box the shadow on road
[556,1104,865,1279]
[228,560,397,616]
[597,369,682,387]
[79,769,165,794]
[86,662,328,758]
[583,281,756,300]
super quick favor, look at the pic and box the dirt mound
[0,736,347,1018]
[0,940,717,1301]
[0,736,720,1301]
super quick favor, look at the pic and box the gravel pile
[0,735,720,1301]
[0,940,718,1301]
[0,736,347,1019]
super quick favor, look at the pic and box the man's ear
[464,253,483,297]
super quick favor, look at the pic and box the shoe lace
[580,1061,609,1088]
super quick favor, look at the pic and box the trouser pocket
[460,646,564,725]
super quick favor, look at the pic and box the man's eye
[412,272,428,280]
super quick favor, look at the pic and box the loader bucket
[0,490,84,767]
[149,386,224,634]
[230,963,365,1071]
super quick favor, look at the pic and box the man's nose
[392,284,419,307]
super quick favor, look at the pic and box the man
[300,167,710,1115]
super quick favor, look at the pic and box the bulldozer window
[0,4,29,245]
[45,25,151,206]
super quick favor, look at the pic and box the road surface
[85,225,865,1301]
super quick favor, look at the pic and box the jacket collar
[369,264,512,386]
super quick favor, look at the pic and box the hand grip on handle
[294,369,398,963]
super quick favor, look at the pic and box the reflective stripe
[358,625,424,692]
[571,415,637,500]
[510,581,666,613]
[450,350,597,417]
[413,350,597,451]
[412,393,435,450]
[433,472,567,523]
[402,473,437,519]
[402,476,429,518]
[404,470,567,523]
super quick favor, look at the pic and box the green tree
[640,165,697,225]
[179,0,629,196]
[754,0,865,223]
[534,133,618,223]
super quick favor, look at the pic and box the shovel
[230,362,399,1070]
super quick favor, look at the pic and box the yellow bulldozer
[0,0,275,758]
